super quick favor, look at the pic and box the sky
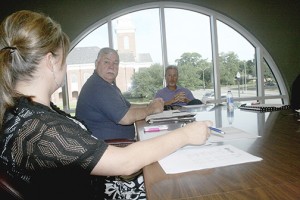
[77,8,255,64]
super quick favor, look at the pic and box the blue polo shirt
[155,86,195,106]
[76,71,135,140]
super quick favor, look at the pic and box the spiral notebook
[239,104,291,112]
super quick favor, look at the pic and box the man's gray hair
[165,65,178,74]
[96,47,119,61]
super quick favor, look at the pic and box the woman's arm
[91,120,212,176]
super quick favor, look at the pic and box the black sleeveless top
[0,97,108,199]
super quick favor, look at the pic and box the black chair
[0,169,24,200]
[291,74,300,110]
[187,99,203,105]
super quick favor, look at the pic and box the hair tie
[1,46,17,53]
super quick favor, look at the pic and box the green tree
[177,64,202,90]
[130,63,163,100]
[237,59,256,85]
[176,52,205,67]
[263,61,274,80]
[245,59,256,78]
[129,51,250,101]
[175,52,211,89]
[219,52,240,85]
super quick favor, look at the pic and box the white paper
[140,126,258,143]
[159,144,262,174]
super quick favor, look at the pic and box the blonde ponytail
[0,10,70,129]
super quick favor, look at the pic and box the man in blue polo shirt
[76,47,163,140]
[155,65,197,107]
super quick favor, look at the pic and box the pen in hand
[180,123,225,136]
[209,127,225,136]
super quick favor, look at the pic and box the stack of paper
[159,144,262,174]
[145,110,196,123]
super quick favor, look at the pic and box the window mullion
[159,6,168,87]
[107,18,114,48]
[256,47,265,103]
[62,78,70,111]
[210,15,221,103]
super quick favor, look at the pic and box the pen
[209,127,225,135]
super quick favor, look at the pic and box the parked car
[202,91,226,104]
[264,81,277,87]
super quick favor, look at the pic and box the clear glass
[51,88,63,108]
[164,8,213,101]
[51,4,287,112]
[263,58,280,96]
[77,23,109,48]
[51,24,109,110]
[217,20,257,100]
[111,9,162,103]
[265,99,283,104]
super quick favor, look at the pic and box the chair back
[291,74,300,110]
[0,169,24,200]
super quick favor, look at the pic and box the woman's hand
[181,121,213,145]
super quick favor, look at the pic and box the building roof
[118,52,153,63]
[119,52,135,62]
[137,53,153,63]
[67,46,153,64]
[67,46,100,65]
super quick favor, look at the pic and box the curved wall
[1,0,299,91]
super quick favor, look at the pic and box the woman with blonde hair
[0,10,211,200]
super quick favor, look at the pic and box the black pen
[209,127,225,135]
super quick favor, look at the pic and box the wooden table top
[136,107,300,200]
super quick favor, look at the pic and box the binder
[239,104,291,112]
[145,110,196,123]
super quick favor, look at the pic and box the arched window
[57,2,288,112]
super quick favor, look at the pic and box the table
[135,105,300,200]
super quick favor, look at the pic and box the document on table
[158,144,262,174]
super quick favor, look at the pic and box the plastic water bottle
[227,108,234,125]
[226,91,234,112]
[226,91,234,124]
